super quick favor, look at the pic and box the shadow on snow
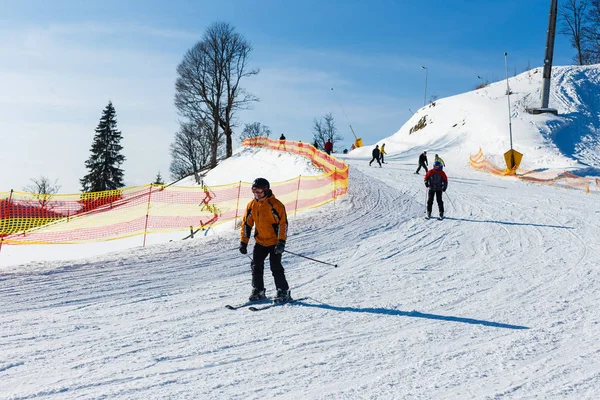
[444,217,573,229]
[295,301,529,330]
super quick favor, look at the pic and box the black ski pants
[416,162,428,174]
[251,243,289,291]
[427,190,444,215]
[369,156,381,166]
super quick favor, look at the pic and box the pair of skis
[225,297,307,312]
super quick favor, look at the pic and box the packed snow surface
[1,65,600,399]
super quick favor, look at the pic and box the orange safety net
[0,139,348,245]
[470,148,593,192]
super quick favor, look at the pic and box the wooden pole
[142,184,153,247]
[333,168,337,207]
[294,175,302,217]
[234,181,242,230]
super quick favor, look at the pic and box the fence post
[294,175,302,217]
[190,226,194,238]
[333,168,337,207]
[142,184,153,247]
[234,181,242,231]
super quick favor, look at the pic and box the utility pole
[503,52,523,173]
[541,0,558,109]
[504,52,513,151]
[528,0,558,115]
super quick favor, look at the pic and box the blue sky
[0,0,573,192]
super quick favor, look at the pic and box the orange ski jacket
[240,193,288,247]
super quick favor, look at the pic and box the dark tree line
[561,0,600,64]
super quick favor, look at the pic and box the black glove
[425,181,430,188]
[239,242,248,254]
[274,240,285,255]
[443,188,446,192]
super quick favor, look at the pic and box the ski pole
[445,191,456,211]
[284,250,338,267]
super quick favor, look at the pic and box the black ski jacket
[424,169,448,191]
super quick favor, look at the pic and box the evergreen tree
[80,101,126,192]
[153,171,164,185]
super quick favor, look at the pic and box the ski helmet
[252,177,270,189]
[433,161,442,169]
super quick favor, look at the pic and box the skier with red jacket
[424,161,448,220]
[324,139,333,155]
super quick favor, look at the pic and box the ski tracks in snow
[2,157,600,399]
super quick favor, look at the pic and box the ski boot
[249,288,266,302]
[274,289,292,304]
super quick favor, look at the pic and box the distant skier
[415,151,428,174]
[435,154,445,168]
[380,143,387,164]
[369,145,382,167]
[424,161,448,219]
[278,134,286,151]
[324,139,333,155]
[239,178,292,304]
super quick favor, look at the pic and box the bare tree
[24,176,61,210]
[312,113,344,152]
[240,122,271,141]
[174,42,220,169]
[174,22,258,168]
[560,0,589,65]
[216,23,259,155]
[584,0,600,63]
[169,120,213,183]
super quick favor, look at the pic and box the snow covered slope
[351,64,600,175]
[1,65,600,399]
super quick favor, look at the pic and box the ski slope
[2,65,600,399]
[2,156,600,399]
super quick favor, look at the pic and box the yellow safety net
[0,138,348,245]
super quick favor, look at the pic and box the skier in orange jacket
[239,178,291,303]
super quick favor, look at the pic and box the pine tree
[80,101,126,192]
[154,171,164,185]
